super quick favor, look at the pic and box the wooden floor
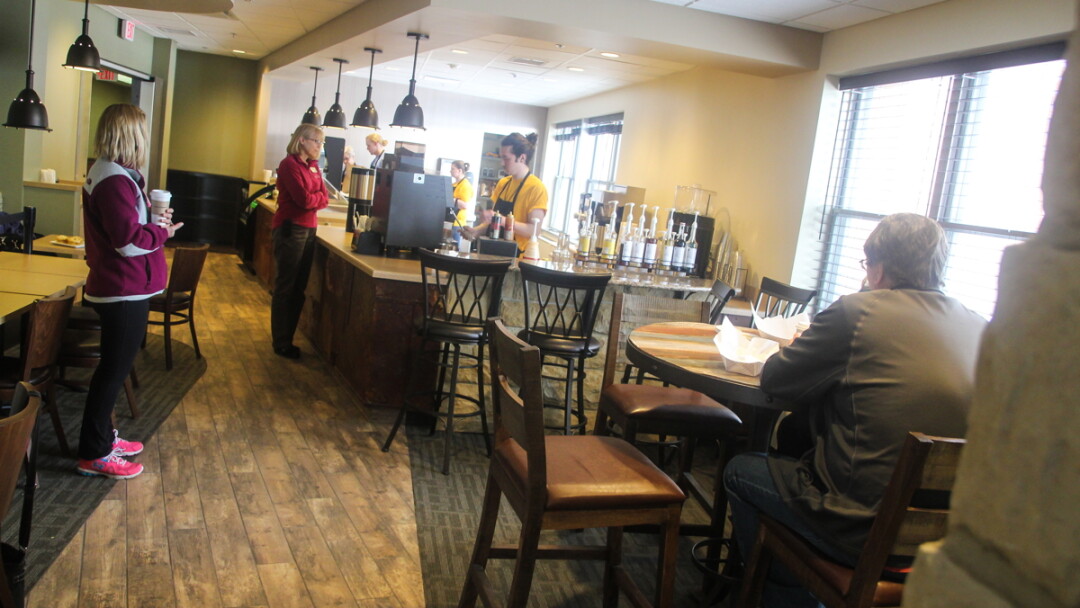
[29,251,425,608]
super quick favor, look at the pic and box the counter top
[257,196,348,227]
[313,225,713,293]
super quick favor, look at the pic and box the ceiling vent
[158,26,198,37]
[507,56,546,67]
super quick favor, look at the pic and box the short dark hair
[863,213,949,290]
[502,132,538,164]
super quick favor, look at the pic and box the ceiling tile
[793,3,891,29]
[852,0,946,13]
[688,0,839,23]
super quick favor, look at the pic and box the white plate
[50,240,85,249]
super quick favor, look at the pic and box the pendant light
[4,0,50,131]
[322,58,349,129]
[351,47,382,129]
[63,0,101,72]
[390,32,429,130]
[301,66,323,126]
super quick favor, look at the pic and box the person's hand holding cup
[149,189,172,227]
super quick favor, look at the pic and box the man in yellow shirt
[461,133,547,253]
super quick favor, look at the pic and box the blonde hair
[365,132,388,147]
[94,104,148,168]
[287,123,324,156]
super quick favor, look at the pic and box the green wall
[168,51,259,179]
[87,79,132,159]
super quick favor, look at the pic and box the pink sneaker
[77,450,144,479]
[113,429,143,456]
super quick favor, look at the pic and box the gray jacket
[762,288,986,562]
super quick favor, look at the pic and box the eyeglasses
[859,259,869,270]
[305,138,325,146]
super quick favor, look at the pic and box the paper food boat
[713,318,781,377]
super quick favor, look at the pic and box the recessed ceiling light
[451,49,468,55]
[568,66,584,72]
[600,52,619,58]
[385,66,400,71]
[232,49,246,54]
[424,75,459,84]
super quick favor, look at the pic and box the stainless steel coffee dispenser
[347,166,375,232]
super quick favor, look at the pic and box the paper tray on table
[712,318,781,377]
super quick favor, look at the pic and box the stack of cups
[149,189,171,226]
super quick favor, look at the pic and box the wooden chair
[0,206,36,254]
[0,289,75,456]
[381,249,512,475]
[458,318,686,608]
[146,243,210,370]
[58,326,140,419]
[0,383,41,608]
[517,262,610,435]
[736,432,965,608]
[594,292,743,538]
[752,277,816,322]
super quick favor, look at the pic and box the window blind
[815,53,1064,319]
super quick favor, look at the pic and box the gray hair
[863,213,948,290]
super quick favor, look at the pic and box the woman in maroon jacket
[78,104,183,479]
[270,124,329,358]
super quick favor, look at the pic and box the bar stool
[594,292,744,600]
[381,249,512,475]
[517,262,610,435]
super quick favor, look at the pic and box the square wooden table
[0,292,38,324]
[0,252,89,278]
[32,235,86,259]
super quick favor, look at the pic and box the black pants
[271,221,317,351]
[79,299,150,460]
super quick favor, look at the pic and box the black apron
[493,172,530,216]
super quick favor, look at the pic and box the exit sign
[118,19,136,41]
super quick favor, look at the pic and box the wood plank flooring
[28,251,424,608]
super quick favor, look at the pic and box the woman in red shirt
[271,124,329,358]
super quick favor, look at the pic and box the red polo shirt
[272,153,329,229]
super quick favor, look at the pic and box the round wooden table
[626,321,791,450]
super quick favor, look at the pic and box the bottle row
[575,201,700,274]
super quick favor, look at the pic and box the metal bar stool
[517,261,610,435]
[381,249,512,475]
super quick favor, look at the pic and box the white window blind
[817,46,1064,319]
[546,113,623,235]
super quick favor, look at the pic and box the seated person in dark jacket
[724,213,987,608]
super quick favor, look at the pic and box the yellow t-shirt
[452,177,474,226]
[491,174,548,251]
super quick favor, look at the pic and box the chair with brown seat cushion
[146,243,210,370]
[458,318,686,608]
[0,289,74,456]
[0,383,42,608]
[736,432,965,608]
[594,292,743,541]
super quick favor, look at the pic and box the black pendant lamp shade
[351,47,382,129]
[4,0,50,131]
[390,32,429,130]
[301,66,323,126]
[63,0,101,72]
[323,58,349,129]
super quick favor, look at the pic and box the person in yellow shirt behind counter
[461,133,547,253]
[450,160,474,229]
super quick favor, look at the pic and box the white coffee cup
[149,189,171,225]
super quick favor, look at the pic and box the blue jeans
[724,453,849,608]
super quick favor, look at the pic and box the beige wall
[547,66,824,288]
[168,51,260,178]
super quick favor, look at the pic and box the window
[816,44,1065,319]
[546,113,623,235]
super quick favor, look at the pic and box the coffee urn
[347,166,375,232]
